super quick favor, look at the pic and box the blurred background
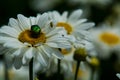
[0,0,119,26]
[0,0,120,80]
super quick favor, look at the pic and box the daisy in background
[90,24,120,60]
[68,0,112,8]
[105,3,120,26]
[46,9,94,79]
[0,13,71,70]
[86,56,100,80]
[8,66,29,80]
[116,73,120,79]
[48,9,95,48]
[30,0,112,12]
[30,0,62,12]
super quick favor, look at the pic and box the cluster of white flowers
[0,9,96,80]
[1,7,120,80]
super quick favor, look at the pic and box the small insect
[50,22,53,28]
[31,25,41,38]
[31,25,41,34]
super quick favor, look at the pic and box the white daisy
[69,0,112,7]
[90,24,120,59]
[0,13,71,69]
[116,73,120,79]
[48,9,95,48]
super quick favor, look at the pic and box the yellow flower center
[99,32,120,46]
[74,48,87,61]
[90,57,100,67]
[18,30,46,46]
[57,22,73,34]
[60,47,75,55]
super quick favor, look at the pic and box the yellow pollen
[60,47,74,55]
[57,22,73,34]
[61,49,70,55]
[18,30,46,45]
[90,57,100,67]
[99,32,120,46]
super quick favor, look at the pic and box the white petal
[62,11,68,21]
[56,41,71,48]
[68,9,82,22]
[40,45,52,57]
[64,35,76,43]
[22,48,33,65]
[8,18,22,32]
[29,17,36,25]
[3,41,23,48]
[12,47,26,57]
[73,19,87,27]
[2,48,15,56]
[12,48,21,57]
[116,73,120,79]
[17,14,30,30]
[36,47,48,66]
[46,27,65,37]
[52,11,61,21]
[38,13,49,29]
[47,35,65,42]
[0,26,19,37]
[36,14,41,23]
[0,36,18,43]
[75,22,95,30]
[46,37,71,48]
[51,48,63,59]
[46,42,58,48]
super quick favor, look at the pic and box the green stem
[29,58,33,80]
[57,59,61,80]
[4,55,9,80]
[90,67,95,80]
[74,61,80,80]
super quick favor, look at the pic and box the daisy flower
[0,13,71,69]
[116,73,120,79]
[48,9,95,48]
[68,0,112,7]
[90,24,120,59]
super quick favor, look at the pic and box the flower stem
[4,55,9,80]
[74,61,80,80]
[90,67,94,80]
[29,58,33,80]
[57,59,61,80]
